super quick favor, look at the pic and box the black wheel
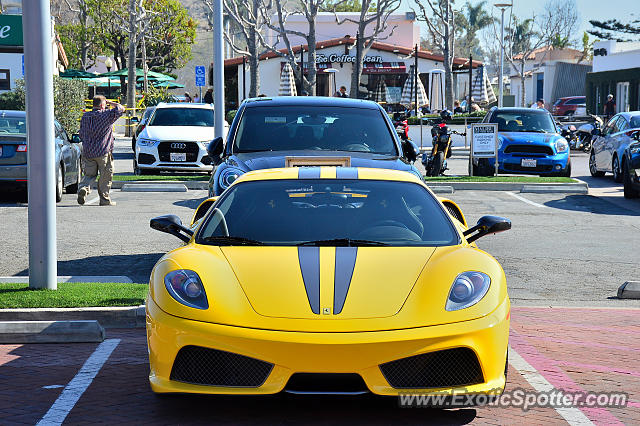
[589,150,605,177]
[55,164,63,203]
[66,159,80,194]
[430,152,444,176]
[131,138,136,152]
[612,156,623,183]
[623,159,640,199]
[561,161,572,177]
[133,160,153,176]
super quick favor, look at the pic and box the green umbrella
[60,69,97,79]
[99,68,175,81]
[155,81,184,89]
[87,77,121,87]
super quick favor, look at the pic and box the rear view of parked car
[622,132,640,199]
[589,112,640,182]
[0,110,82,202]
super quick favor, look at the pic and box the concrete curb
[0,320,105,343]
[121,183,188,192]
[426,181,588,194]
[0,305,146,328]
[0,276,133,284]
[112,180,209,190]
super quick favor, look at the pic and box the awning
[363,62,406,74]
[280,62,332,74]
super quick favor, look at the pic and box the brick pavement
[0,307,637,425]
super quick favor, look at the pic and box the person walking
[334,86,348,98]
[604,94,616,120]
[203,88,213,104]
[77,95,124,206]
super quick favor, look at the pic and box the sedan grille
[170,346,273,387]
[158,141,200,162]
[504,144,554,156]
[379,347,484,389]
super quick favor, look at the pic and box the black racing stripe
[298,167,321,179]
[333,247,357,314]
[336,167,358,179]
[298,246,320,314]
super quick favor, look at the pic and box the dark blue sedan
[206,97,421,196]
[471,107,571,177]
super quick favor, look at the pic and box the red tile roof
[223,36,482,69]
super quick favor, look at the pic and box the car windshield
[149,107,213,127]
[197,179,459,246]
[490,111,557,133]
[232,106,397,155]
[0,116,27,135]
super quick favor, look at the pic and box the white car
[133,102,228,175]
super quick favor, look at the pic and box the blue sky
[403,0,639,40]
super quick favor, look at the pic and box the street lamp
[494,2,512,108]
[105,57,113,99]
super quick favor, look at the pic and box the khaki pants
[79,153,113,204]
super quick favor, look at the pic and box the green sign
[0,15,23,46]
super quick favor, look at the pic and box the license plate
[521,158,537,168]
[170,152,186,162]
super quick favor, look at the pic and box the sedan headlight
[164,270,208,309]
[218,167,244,190]
[555,139,569,153]
[445,271,491,311]
[138,138,157,147]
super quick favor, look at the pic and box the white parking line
[37,339,120,426]
[509,347,593,425]
[507,192,548,208]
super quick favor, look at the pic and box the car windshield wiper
[201,236,264,245]
[297,238,389,247]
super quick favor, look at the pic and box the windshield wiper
[297,238,389,247]
[201,236,264,245]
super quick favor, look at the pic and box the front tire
[589,150,605,177]
[623,159,640,199]
[612,156,623,183]
[66,159,81,194]
[561,161,572,177]
[430,152,444,176]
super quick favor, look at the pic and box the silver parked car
[0,110,82,202]
[590,111,640,182]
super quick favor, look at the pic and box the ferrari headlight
[164,270,208,309]
[555,139,569,153]
[138,138,157,147]
[445,271,491,311]
[218,167,244,190]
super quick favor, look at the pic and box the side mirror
[190,197,218,226]
[150,214,194,243]
[130,116,140,123]
[402,139,420,163]
[207,137,224,165]
[463,215,511,243]
[71,134,82,143]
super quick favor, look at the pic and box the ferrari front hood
[220,246,435,319]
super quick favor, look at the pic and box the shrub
[0,77,87,134]
[141,85,175,108]
[226,109,238,124]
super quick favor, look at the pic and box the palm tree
[458,0,494,57]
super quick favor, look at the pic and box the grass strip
[113,174,209,182]
[424,176,576,183]
[0,282,148,308]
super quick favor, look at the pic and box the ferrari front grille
[170,346,273,387]
[379,347,484,389]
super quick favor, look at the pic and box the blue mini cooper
[205,97,421,196]
[470,107,571,177]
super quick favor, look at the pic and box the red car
[552,96,586,116]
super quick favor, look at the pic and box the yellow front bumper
[146,297,509,396]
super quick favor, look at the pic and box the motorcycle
[560,124,579,149]
[421,111,465,177]
[576,115,604,152]
[393,112,410,141]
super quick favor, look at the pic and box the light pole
[105,57,113,99]
[494,2,512,108]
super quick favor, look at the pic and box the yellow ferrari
[146,167,511,400]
